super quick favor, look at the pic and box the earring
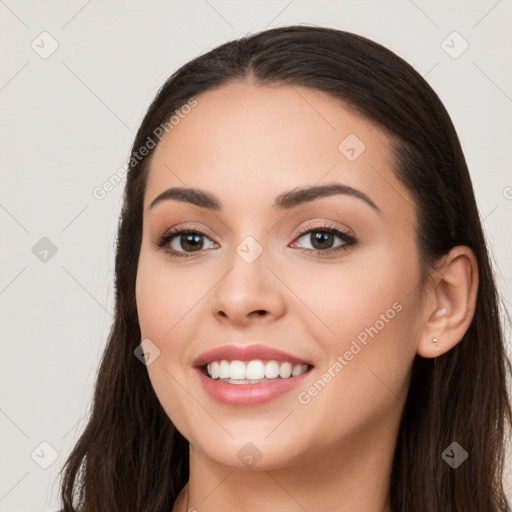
[433,337,440,351]
[434,308,447,318]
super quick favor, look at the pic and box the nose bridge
[222,233,269,299]
[221,203,273,269]
[209,232,286,323]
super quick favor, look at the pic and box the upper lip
[193,343,314,368]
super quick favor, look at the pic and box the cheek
[289,251,415,353]
[135,250,211,438]
[135,262,180,340]
[290,248,419,399]
[135,247,210,340]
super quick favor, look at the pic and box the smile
[193,343,315,406]
[204,359,310,382]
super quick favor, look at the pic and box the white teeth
[219,360,230,379]
[226,378,264,385]
[292,364,307,377]
[209,361,219,379]
[246,360,265,380]
[278,362,292,378]
[229,360,246,379]
[265,360,279,379]
[205,359,310,381]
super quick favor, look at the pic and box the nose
[209,247,286,328]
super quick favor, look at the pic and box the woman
[58,25,512,511]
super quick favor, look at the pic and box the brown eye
[172,232,206,252]
[291,224,357,256]
[299,231,337,250]
[156,228,218,257]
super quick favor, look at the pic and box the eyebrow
[148,183,380,212]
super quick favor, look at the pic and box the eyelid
[158,222,217,242]
[294,219,355,239]
[290,221,357,255]
[155,219,357,257]
[156,220,354,244]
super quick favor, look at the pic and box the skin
[135,82,478,512]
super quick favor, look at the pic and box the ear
[416,246,479,359]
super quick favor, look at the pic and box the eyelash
[155,222,357,259]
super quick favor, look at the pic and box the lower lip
[195,367,313,406]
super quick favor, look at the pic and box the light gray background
[0,1,511,510]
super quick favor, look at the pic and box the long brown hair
[58,25,512,511]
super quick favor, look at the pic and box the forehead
[144,83,413,222]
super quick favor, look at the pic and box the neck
[174,420,397,512]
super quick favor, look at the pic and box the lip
[195,366,314,406]
[192,343,315,406]
[193,343,314,367]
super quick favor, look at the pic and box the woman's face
[136,82,427,470]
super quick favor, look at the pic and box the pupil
[178,232,335,252]
[312,232,334,250]
[182,234,202,251]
